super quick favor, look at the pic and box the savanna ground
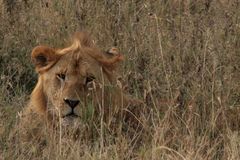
[0,0,240,159]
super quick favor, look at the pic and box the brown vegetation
[0,0,240,159]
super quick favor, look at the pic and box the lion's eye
[86,76,95,84]
[57,73,66,81]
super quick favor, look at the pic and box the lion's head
[29,32,125,126]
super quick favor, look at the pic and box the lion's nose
[64,98,80,109]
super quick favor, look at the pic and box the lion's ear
[31,46,60,73]
[101,47,124,68]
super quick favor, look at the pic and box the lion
[15,32,145,145]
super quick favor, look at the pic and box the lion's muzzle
[63,98,80,109]
[62,98,80,118]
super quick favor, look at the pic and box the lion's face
[30,32,123,125]
[43,51,101,123]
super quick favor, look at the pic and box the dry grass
[0,0,240,159]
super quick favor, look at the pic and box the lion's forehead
[51,52,100,78]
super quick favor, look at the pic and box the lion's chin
[61,116,80,127]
